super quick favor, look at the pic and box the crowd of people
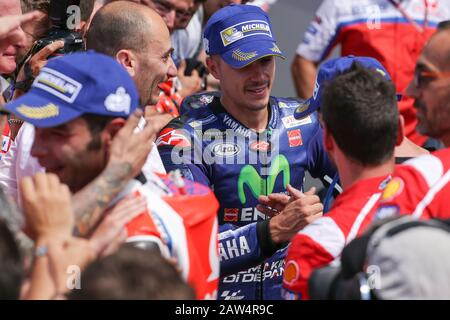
[0,0,450,300]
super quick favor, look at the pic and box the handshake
[257,185,324,244]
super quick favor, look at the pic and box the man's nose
[405,78,419,99]
[6,26,27,48]
[248,62,268,81]
[14,26,27,48]
[167,56,177,78]
[30,138,47,159]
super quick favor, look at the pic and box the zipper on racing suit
[257,126,273,300]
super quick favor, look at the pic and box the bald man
[0,1,173,215]
[86,1,177,107]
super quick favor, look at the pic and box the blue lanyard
[323,173,340,214]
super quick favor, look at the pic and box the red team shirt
[283,148,450,299]
[282,175,390,300]
[116,173,220,300]
[297,0,450,146]
[376,148,450,220]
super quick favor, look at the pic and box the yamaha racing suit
[157,92,336,299]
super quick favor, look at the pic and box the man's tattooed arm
[73,162,132,236]
[72,109,157,236]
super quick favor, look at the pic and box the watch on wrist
[35,245,49,257]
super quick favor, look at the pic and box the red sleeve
[376,164,433,220]
[282,233,335,300]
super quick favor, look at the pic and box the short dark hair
[321,63,398,166]
[68,246,196,299]
[21,0,50,14]
[85,2,151,56]
[438,20,450,31]
[79,0,96,22]
[82,113,116,135]
[81,113,117,151]
[0,188,24,300]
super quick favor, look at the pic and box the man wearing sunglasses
[291,0,450,150]
[374,23,450,222]
[107,0,194,34]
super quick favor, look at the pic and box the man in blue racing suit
[157,4,336,300]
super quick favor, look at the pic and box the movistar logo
[238,155,290,204]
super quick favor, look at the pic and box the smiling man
[85,0,177,175]
[4,51,220,300]
[86,1,177,107]
[157,4,336,300]
[373,24,450,221]
[0,0,25,75]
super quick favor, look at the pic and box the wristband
[256,220,285,258]
[35,245,49,258]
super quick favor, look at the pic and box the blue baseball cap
[294,55,398,119]
[203,4,286,69]
[5,51,139,128]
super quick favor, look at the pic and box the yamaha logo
[212,143,240,157]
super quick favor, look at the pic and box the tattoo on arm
[73,162,132,236]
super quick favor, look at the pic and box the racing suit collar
[208,96,279,135]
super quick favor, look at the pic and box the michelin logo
[221,20,272,46]
[33,68,82,103]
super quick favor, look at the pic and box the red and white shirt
[118,173,220,300]
[375,148,450,220]
[282,175,390,300]
[297,0,450,145]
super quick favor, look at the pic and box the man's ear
[396,115,405,146]
[206,56,220,80]
[116,50,137,78]
[323,125,334,154]
[103,118,127,149]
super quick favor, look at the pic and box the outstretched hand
[89,194,147,257]
[268,185,323,244]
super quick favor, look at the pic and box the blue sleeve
[157,124,211,187]
[159,146,211,187]
[218,221,285,276]
[179,99,191,115]
[306,123,336,179]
